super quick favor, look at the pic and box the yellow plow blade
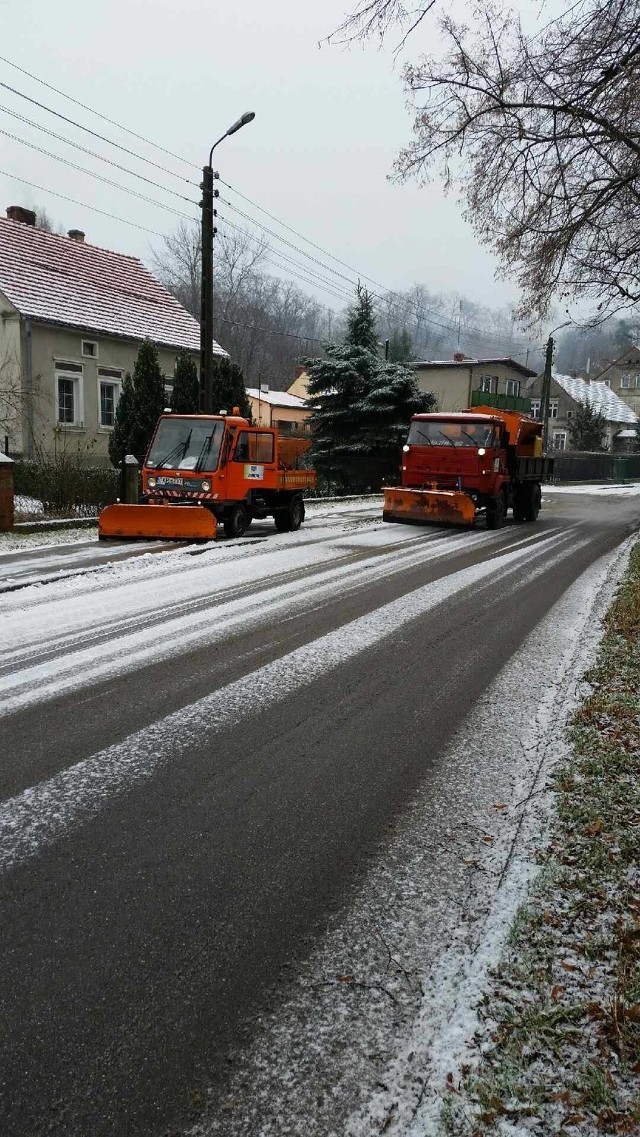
[383,487,476,528]
[98,503,217,541]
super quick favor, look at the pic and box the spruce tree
[170,349,199,414]
[387,328,415,363]
[345,283,379,352]
[210,357,252,419]
[568,401,607,451]
[305,287,434,492]
[129,339,166,463]
[108,371,136,467]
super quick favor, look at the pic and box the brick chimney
[6,206,36,226]
[68,229,85,243]
[453,352,466,362]
[294,364,305,379]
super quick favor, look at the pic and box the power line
[0,52,199,171]
[0,168,169,236]
[0,104,197,205]
[0,78,197,186]
[0,129,198,220]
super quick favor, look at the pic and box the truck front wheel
[223,504,250,539]
[274,495,305,533]
[486,491,506,530]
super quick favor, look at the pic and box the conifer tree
[129,339,166,463]
[170,349,199,414]
[305,286,434,492]
[568,402,607,451]
[210,357,252,420]
[108,371,135,467]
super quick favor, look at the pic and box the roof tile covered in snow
[552,372,638,424]
[412,356,537,378]
[246,388,306,408]
[0,217,226,355]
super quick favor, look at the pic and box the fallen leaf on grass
[551,984,563,1003]
[565,1113,586,1126]
[481,835,495,844]
[338,975,354,983]
[561,961,579,972]
[585,816,604,836]
[493,802,507,810]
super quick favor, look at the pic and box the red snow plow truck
[383,400,553,530]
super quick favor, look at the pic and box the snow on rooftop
[0,217,226,355]
[246,387,306,408]
[552,371,638,424]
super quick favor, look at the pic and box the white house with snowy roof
[0,205,226,464]
[525,369,638,451]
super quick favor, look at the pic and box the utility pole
[540,335,554,453]
[200,111,255,414]
[199,165,218,414]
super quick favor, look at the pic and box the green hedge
[14,458,119,517]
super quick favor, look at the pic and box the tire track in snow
[0,530,587,873]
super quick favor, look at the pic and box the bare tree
[332,0,640,325]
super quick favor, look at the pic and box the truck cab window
[233,431,274,463]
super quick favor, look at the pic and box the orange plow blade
[383,486,476,528]
[98,503,217,541]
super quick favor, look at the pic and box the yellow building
[246,387,310,434]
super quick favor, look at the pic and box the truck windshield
[408,421,495,448]
[146,418,225,472]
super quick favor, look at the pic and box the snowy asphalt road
[0,493,638,1136]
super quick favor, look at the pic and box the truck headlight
[402,444,410,453]
[478,448,486,456]
[148,476,157,487]
[201,480,211,491]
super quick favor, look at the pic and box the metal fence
[551,451,640,482]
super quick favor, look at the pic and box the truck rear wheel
[523,482,541,522]
[274,495,304,533]
[223,504,250,539]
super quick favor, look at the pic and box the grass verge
[444,543,640,1136]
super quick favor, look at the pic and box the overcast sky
[0,0,559,323]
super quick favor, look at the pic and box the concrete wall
[414,362,532,411]
[25,323,197,466]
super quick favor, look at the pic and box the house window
[530,400,541,419]
[549,399,559,418]
[55,362,83,426]
[97,368,123,428]
[479,374,497,393]
[553,431,567,450]
[505,379,520,397]
[621,373,631,388]
[603,379,611,387]
[82,340,98,358]
[567,409,574,420]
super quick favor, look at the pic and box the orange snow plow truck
[99,412,316,541]
[383,402,553,530]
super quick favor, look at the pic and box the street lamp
[200,112,256,414]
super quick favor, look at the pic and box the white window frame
[621,372,631,388]
[603,379,611,388]
[97,369,123,429]
[549,399,559,418]
[530,399,541,419]
[55,362,84,427]
[505,378,520,397]
[81,339,98,359]
[478,374,497,393]
[553,431,567,450]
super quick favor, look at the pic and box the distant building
[525,371,637,451]
[0,206,226,464]
[592,344,640,418]
[410,354,537,411]
[247,387,310,434]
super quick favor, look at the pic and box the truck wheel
[486,491,506,530]
[223,505,249,539]
[513,488,526,522]
[274,495,304,533]
[523,483,541,522]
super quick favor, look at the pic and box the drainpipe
[24,318,34,459]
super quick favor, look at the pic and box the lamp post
[200,111,255,414]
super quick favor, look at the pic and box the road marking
[0,531,585,873]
